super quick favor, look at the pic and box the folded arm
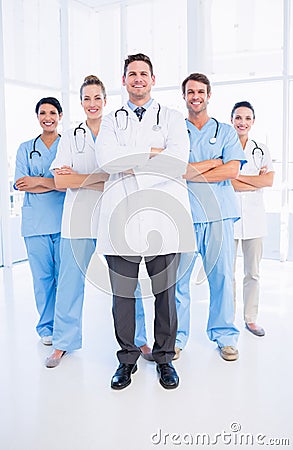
[14,176,60,193]
[183,158,223,181]
[54,166,109,191]
[235,170,274,189]
[184,160,240,183]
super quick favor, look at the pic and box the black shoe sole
[159,378,179,390]
[111,364,137,390]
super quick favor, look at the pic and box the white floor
[0,258,292,450]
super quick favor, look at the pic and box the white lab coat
[95,100,196,256]
[234,139,274,239]
[50,123,104,239]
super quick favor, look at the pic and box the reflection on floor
[0,258,292,450]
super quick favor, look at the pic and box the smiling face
[122,60,155,105]
[183,79,211,119]
[231,106,255,138]
[81,84,106,121]
[37,103,62,133]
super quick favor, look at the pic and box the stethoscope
[74,122,86,153]
[209,117,219,144]
[29,134,42,159]
[187,117,219,144]
[114,104,161,131]
[29,134,60,177]
[251,139,264,170]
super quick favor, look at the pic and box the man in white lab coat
[95,53,195,390]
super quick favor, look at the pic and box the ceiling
[75,0,143,8]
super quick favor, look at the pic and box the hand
[259,165,268,175]
[15,176,40,190]
[149,147,164,159]
[55,165,76,175]
[213,158,224,167]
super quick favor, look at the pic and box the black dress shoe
[111,363,137,390]
[157,362,179,390]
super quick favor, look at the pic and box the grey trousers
[234,238,263,323]
[106,253,180,364]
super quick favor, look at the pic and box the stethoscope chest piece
[74,123,86,153]
[115,107,129,130]
[251,140,264,170]
[152,124,161,131]
[209,118,219,145]
[29,134,44,176]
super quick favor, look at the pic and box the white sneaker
[41,335,53,346]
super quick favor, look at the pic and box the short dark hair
[181,73,211,96]
[35,97,62,115]
[80,75,107,100]
[231,101,255,119]
[123,53,153,77]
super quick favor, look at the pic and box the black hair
[79,75,107,100]
[231,101,255,119]
[181,73,211,96]
[123,53,154,77]
[35,97,63,115]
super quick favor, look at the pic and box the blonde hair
[80,75,106,100]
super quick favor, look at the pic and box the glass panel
[125,2,153,61]
[211,0,283,80]
[290,0,293,74]
[153,88,185,115]
[97,8,121,91]
[69,3,99,92]
[126,0,187,88]
[3,0,61,87]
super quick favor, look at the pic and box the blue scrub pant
[24,233,61,338]
[176,220,239,349]
[134,290,148,347]
[52,238,147,352]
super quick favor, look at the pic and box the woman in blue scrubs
[14,97,65,345]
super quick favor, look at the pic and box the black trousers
[106,253,180,364]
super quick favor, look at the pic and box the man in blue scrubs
[175,73,246,361]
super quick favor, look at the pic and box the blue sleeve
[222,125,247,168]
[14,141,31,182]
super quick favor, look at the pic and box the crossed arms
[231,167,274,191]
[15,168,109,193]
[183,158,240,183]
[53,166,109,191]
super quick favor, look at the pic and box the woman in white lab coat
[45,76,150,367]
[45,76,109,367]
[231,101,274,337]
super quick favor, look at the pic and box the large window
[211,0,284,81]
[0,0,293,264]
[3,0,61,86]
[125,0,187,88]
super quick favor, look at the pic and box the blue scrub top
[14,136,65,237]
[186,119,246,223]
